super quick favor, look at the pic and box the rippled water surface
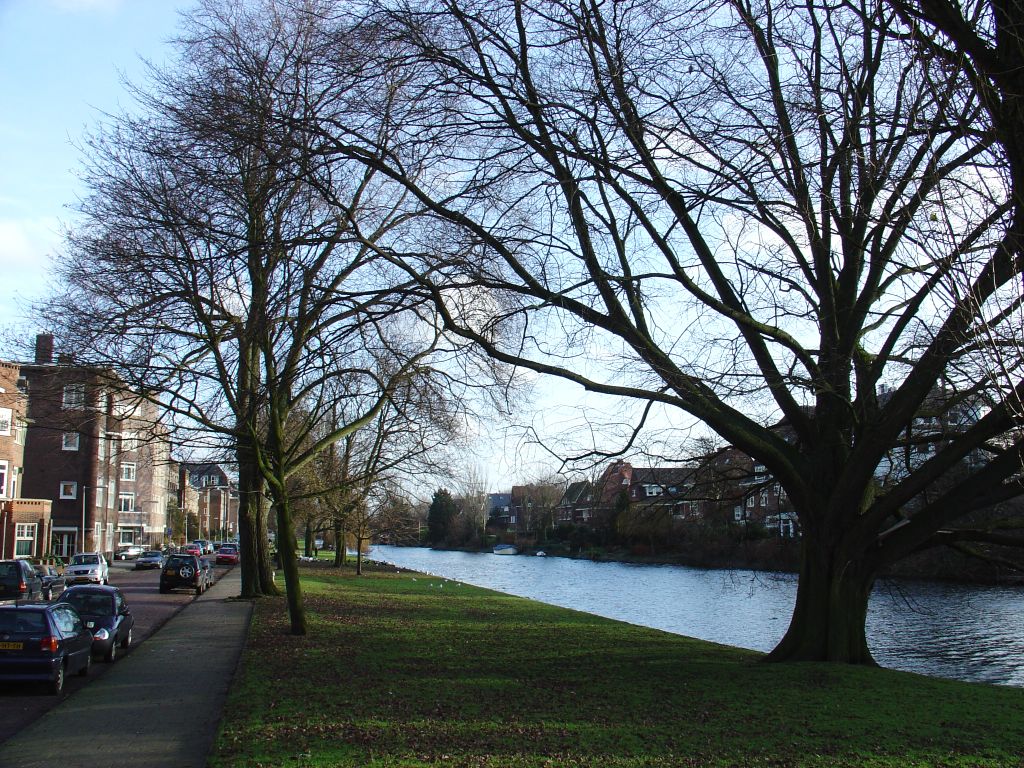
[370,545,1024,687]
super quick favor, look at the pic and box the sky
[0,0,678,490]
[0,0,575,489]
[0,0,194,341]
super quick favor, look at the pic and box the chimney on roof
[34,334,53,364]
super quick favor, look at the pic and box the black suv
[0,601,93,693]
[159,554,212,595]
[0,560,44,602]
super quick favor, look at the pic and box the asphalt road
[0,556,230,745]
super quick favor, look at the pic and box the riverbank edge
[209,560,1024,768]
[411,540,1024,586]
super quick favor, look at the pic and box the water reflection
[370,545,1024,687]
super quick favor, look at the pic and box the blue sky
[0,0,193,340]
[0,0,634,487]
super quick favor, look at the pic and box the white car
[114,544,144,560]
[66,552,109,585]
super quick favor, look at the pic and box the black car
[159,554,212,595]
[0,559,43,602]
[0,602,93,693]
[33,564,66,601]
[59,585,135,662]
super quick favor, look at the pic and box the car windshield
[70,555,99,565]
[142,551,162,558]
[220,545,237,553]
[167,555,194,567]
[0,563,20,578]
[63,592,114,616]
[0,609,46,633]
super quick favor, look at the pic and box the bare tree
[39,0,454,634]
[312,367,463,567]
[323,0,1024,663]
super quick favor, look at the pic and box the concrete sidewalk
[0,567,253,768]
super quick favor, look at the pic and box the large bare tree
[322,0,1024,663]
[40,0,452,633]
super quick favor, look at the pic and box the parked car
[65,553,109,585]
[193,539,213,555]
[0,559,44,602]
[114,544,144,561]
[33,564,65,601]
[181,543,203,558]
[215,543,240,565]
[59,585,134,662]
[0,601,92,693]
[134,550,165,570]
[159,554,212,595]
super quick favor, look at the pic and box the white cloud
[0,217,59,325]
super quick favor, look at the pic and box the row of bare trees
[40,0,1024,666]
[39,0,502,634]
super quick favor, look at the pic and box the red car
[215,544,239,565]
[181,543,203,558]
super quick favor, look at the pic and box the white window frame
[14,523,36,558]
[62,384,86,410]
[60,481,78,499]
[121,462,137,481]
[121,432,139,452]
[0,407,12,435]
[62,432,80,451]
[118,492,135,513]
[0,460,8,499]
[14,419,26,445]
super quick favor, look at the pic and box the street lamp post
[80,486,89,553]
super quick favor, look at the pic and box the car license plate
[0,642,23,650]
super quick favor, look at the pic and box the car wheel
[79,653,91,677]
[50,662,65,695]
[105,641,117,663]
[120,627,132,649]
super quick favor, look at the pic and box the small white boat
[535,551,547,557]
[493,544,518,555]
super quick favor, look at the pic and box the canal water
[369,545,1024,687]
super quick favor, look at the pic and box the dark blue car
[60,585,135,662]
[0,602,93,694]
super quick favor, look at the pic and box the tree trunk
[332,518,345,567]
[766,532,877,664]
[236,456,268,598]
[254,497,278,595]
[356,534,364,575]
[273,496,307,635]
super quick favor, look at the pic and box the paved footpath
[0,567,253,768]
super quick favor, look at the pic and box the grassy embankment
[210,560,1024,768]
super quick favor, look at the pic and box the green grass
[210,561,1024,767]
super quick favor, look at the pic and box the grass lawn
[210,561,1024,767]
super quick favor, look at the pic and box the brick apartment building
[180,462,239,541]
[0,360,53,559]
[16,335,173,558]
